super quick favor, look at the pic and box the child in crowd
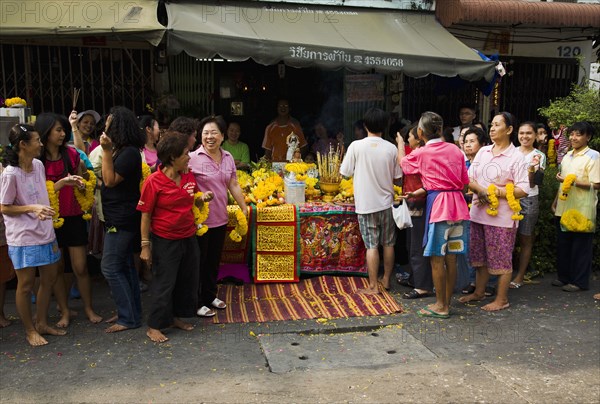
[552,121,599,292]
[0,124,66,346]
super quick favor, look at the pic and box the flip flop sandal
[211,298,227,309]
[196,306,216,317]
[462,284,476,294]
[509,282,523,289]
[484,286,496,297]
[402,289,430,299]
[417,307,450,319]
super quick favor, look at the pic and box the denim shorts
[8,240,61,270]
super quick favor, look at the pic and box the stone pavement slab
[259,325,436,373]
[0,272,598,403]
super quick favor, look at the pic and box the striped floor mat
[213,276,403,324]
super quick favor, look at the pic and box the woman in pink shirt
[0,124,66,346]
[189,116,248,317]
[460,112,529,311]
[140,115,161,171]
[398,111,470,319]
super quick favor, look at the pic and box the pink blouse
[188,147,237,228]
[400,139,470,223]
[468,144,530,228]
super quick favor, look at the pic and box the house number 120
[557,46,581,57]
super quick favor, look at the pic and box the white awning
[165,1,496,81]
[0,0,165,46]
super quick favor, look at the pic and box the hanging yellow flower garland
[73,170,96,220]
[140,162,151,191]
[45,181,64,229]
[192,192,210,236]
[228,206,248,242]
[547,139,556,167]
[486,184,499,216]
[559,174,577,200]
[560,209,594,232]
[505,183,523,221]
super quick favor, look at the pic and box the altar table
[220,203,367,283]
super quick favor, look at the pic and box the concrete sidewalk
[0,270,598,403]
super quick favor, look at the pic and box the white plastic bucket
[284,179,305,205]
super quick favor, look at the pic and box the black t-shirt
[101,146,142,231]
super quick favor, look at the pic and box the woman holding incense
[36,113,102,326]
[99,106,146,333]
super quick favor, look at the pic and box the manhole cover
[258,325,436,373]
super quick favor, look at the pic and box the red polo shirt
[137,169,198,240]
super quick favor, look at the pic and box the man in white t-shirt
[340,108,402,294]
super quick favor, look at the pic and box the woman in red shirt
[138,132,213,343]
[36,113,102,326]
[399,124,431,299]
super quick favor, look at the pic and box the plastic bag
[392,201,413,230]
[560,185,597,233]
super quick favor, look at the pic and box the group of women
[0,107,248,346]
[0,103,597,344]
[398,111,598,318]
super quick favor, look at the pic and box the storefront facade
[436,0,600,124]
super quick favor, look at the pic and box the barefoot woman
[138,132,213,343]
[460,112,529,312]
[99,107,145,333]
[36,113,102,325]
[0,124,67,346]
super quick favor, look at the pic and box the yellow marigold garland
[45,181,64,228]
[192,192,210,236]
[547,139,556,167]
[284,162,315,175]
[140,162,151,191]
[244,168,284,206]
[505,183,523,221]
[305,177,320,198]
[486,184,499,216]
[333,177,354,202]
[559,174,577,200]
[228,206,248,242]
[4,97,27,107]
[394,185,403,201]
[560,209,594,232]
[237,170,253,190]
[73,170,96,220]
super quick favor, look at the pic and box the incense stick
[105,114,113,133]
[317,144,342,183]
[72,88,81,110]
